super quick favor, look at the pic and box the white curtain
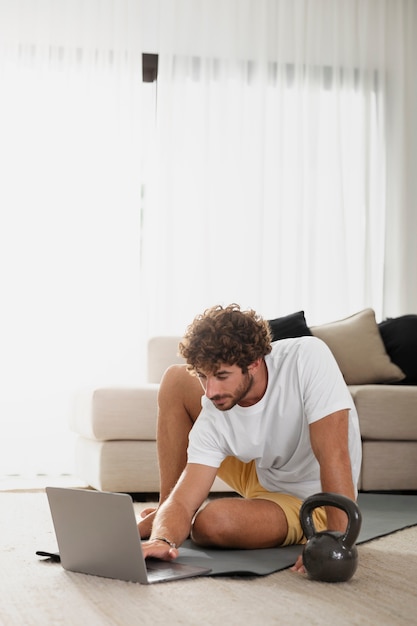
[0,0,144,476]
[0,0,416,478]
[142,0,417,336]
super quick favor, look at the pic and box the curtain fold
[0,0,144,475]
[382,0,417,316]
[142,0,416,336]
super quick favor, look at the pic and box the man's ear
[247,357,263,373]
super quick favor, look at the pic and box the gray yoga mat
[175,493,417,576]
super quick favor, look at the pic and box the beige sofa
[70,309,417,494]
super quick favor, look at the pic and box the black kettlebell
[299,492,362,583]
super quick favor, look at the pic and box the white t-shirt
[187,336,362,500]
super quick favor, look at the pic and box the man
[139,304,361,573]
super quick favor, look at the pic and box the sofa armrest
[70,385,159,441]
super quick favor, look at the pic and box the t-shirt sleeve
[299,337,355,424]
[187,408,228,468]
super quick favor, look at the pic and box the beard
[209,372,254,411]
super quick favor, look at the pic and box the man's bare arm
[292,409,355,574]
[309,409,356,531]
[141,463,218,561]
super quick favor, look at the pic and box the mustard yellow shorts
[217,457,327,546]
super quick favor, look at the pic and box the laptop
[42,487,212,584]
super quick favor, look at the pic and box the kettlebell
[299,492,362,583]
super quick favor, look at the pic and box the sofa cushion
[361,441,417,491]
[71,386,159,441]
[74,439,234,493]
[378,314,417,385]
[74,438,161,492]
[268,310,312,341]
[350,384,417,440]
[311,308,406,385]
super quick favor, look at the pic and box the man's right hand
[141,538,179,561]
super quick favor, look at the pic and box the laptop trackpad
[146,559,211,582]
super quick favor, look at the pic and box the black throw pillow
[268,311,312,342]
[378,314,417,384]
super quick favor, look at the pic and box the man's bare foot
[137,507,157,539]
[290,554,306,574]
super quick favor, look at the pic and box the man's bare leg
[138,364,203,538]
[191,498,289,549]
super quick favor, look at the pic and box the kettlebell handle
[300,492,362,548]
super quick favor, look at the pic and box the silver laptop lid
[45,487,211,584]
[46,487,148,583]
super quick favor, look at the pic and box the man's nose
[205,377,220,398]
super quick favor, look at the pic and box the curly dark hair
[178,304,272,374]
